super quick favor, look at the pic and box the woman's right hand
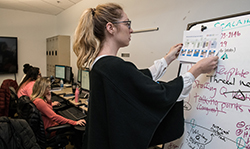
[188,56,219,78]
[76,119,86,126]
[164,43,183,65]
[45,91,52,102]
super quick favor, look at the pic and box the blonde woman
[74,3,218,149]
[30,77,86,135]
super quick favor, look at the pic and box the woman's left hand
[52,101,61,106]
[76,119,86,126]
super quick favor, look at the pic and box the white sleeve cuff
[176,72,195,102]
[149,58,168,81]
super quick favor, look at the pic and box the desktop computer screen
[77,68,82,83]
[65,66,72,83]
[55,65,65,79]
[81,69,90,91]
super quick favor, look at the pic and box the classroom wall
[1,0,250,85]
[56,0,250,82]
[0,8,56,84]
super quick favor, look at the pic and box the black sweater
[82,56,184,149]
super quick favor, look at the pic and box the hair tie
[91,8,96,16]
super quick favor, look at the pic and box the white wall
[56,0,250,82]
[0,8,56,84]
[1,0,250,85]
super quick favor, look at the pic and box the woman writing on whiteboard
[73,3,218,149]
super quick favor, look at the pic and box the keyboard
[58,107,86,121]
[51,95,70,112]
[51,84,60,88]
[79,92,89,99]
[51,95,64,103]
[64,83,72,87]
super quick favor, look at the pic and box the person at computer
[19,63,33,84]
[30,77,86,135]
[73,3,218,149]
[17,67,61,107]
[17,67,41,98]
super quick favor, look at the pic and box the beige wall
[1,0,250,85]
[56,0,250,82]
[0,8,56,84]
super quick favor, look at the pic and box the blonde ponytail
[73,3,123,70]
[73,8,99,70]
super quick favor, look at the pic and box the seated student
[17,67,60,106]
[17,67,41,98]
[30,77,86,134]
[19,63,33,84]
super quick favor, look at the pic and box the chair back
[9,87,18,117]
[0,116,41,149]
[0,79,18,117]
[17,95,47,149]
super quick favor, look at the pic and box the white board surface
[164,12,250,149]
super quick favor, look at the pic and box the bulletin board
[164,11,250,149]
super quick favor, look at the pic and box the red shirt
[33,98,76,133]
[17,81,35,98]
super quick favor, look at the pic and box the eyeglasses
[112,20,131,29]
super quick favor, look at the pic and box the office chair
[0,79,18,117]
[0,116,40,149]
[17,95,73,149]
[9,86,18,118]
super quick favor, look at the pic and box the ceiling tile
[0,0,83,15]
[43,0,74,9]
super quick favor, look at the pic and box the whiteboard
[164,12,250,149]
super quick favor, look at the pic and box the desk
[51,87,88,131]
[52,87,88,112]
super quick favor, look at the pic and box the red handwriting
[220,86,228,97]
[220,41,228,47]
[220,31,241,47]
[196,103,224,116]
[194,93,225,116]
[221,101,243,112]
[236,121,250,147]
[221,31,241,39]
[216,65,249,80]
[194,93,244,116]
[220,86,250,101]
[165,143,179,149]
[193,80,217,98]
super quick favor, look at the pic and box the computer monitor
[65,66,73,83]
[55,65,65,80]
[81,69,90,91]
[77,68,82,83]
